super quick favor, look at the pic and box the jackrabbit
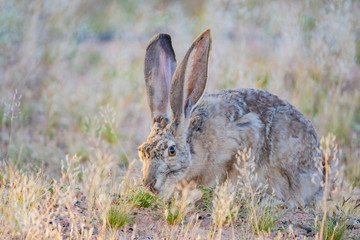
[138,30,323,207]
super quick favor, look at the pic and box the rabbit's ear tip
[200,29,211,38]
[195,29,212,45]
[157,33,172,40]
[146,33,172,48]
[204,29,211,34]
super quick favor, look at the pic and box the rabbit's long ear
[144,33,176,118]
[170,30,211,122]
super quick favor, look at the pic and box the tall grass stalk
[317,134,339,240]
[235,148,280,235]
[212,180,239,227]
[2,89,22,163]
[236,148,260,234]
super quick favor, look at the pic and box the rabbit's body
[185,89,322,206]
[138,30,323,207]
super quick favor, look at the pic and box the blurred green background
[0,0,359,185]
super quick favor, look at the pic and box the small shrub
[165,205,181,225]
[198,185,214,211]
[128,187,155,208]
[107,205,133,229]
[163,193,193,225]
[313,195,359,240]
[249,201,281,235]
[315,214,347,240]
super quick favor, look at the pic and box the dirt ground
[55,184,360,240]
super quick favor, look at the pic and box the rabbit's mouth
[143,178,159,194]
[149,184,159,194]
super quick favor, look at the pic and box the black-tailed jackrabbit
[138,30,323,207]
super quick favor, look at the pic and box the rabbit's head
[138,30,211,194]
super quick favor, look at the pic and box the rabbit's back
[188,88,322,206]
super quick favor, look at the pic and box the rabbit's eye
[168,146,176,156]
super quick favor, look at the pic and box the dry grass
[0,0,359,239]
